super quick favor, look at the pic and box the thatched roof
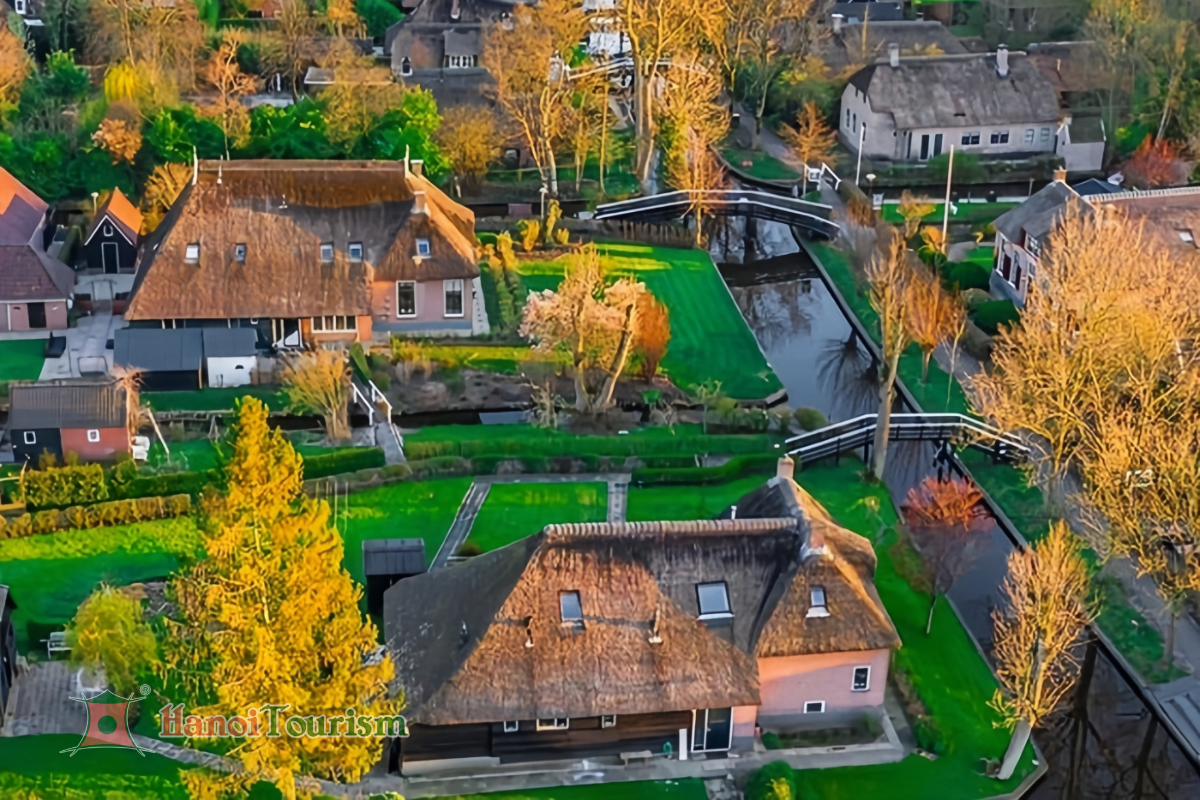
[385,481,901,726]
[125,160,479,321]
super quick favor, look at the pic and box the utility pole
[941,145,955,249]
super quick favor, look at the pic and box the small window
[560,591,583,626]
[396,281,417,317]
[311,315,355,333]
[87,429,100,443]
[852,112,857,132]
[804,701,825,714]
[23,431,35,445]
[807,586,829,618]
[502,720,519,733]
[444,279,464,318]
[234,243,247,262]
[349,242,364,262]
[990,131,1010,145]
[103,224,113,237]
[1040,127,1052,142]
[1026,235,1041,257]
[185,243,200,262]
[416,238,431,257]
[852,666,871,692]
[696,582,731,617]
[1023,128,1035,145]
[536,718,569,730]
[400,57,412,76]
[961,132,980,146]
[1179,230,1195,244]
[601,715,617,728]
[14,0,25,14]
[845,108,850,128]
[320,243,334,263]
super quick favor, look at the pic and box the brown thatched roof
[125,160,479,321]
[384,493,901,727]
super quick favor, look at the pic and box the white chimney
[996,44,1009,78]
[412,190,428,216]
[888,43,900,69]
[1053,167,1068,184]
[776,456,795,482]
[832,13,844,34]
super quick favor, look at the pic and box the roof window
[807,585,830,618]
[234,243,246,262]
[697,582,731,618]
[349,242,364,262]
[416,238,431,257]
[560,591,583,629]
[320,242,334,263]
[185,243,200,262]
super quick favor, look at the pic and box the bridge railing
[593,189,838,236]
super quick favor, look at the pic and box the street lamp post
[539,186,548,220]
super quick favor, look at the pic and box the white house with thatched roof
[382,459,901,774]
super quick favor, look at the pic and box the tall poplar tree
[163,398,396,799]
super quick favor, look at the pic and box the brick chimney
[832,13,844,35]
[1053,167,1068,184]
[888,43,899,69]
[996,45,1010,78]
[776,456,795,482]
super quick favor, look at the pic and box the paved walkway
[734,103,803,172]
[39,311,126,380]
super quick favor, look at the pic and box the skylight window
[1179,230,1195,245]
[416,238,431,257]
[560,591,583,628]
[807,586,830,618]
[320,243,334,263]
[697,582,731,618]
[349,242,364,262]
[185,243,200,262]
[234,243,246,262]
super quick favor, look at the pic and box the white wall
[838,83,897,159]
[208,356,256,388]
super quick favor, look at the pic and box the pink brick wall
[758,649,891,718]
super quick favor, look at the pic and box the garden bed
[464,482,608,554]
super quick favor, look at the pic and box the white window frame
[1026,235,1041,257]
[536,718,569,731]
[559,590,584,627]
[86,429,101,443]
[696,581,732,619]
[185,243,200,262]
[400,57,413,76]
[807,585,829,618]
[348,242,364,262]
[600,715,617,729]
[1023,128,1035,145]
[804,701,826,714]
[396,281,417,318]
[234,243,247,262]
[320,243,334,263]
[1040,127,1052,142]
[502,720,519,733]
[416,238,431,257]
[23,431,35,445]
[443,279,465,318]
[310,315,356,333]
[103,223,113,237]
[14,0,25,14]
[852,666,871,692]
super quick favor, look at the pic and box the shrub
[303,448,387,480]
[760,731,783,750]
[745,761,799,800]
[349,342,371,382]
[456,541,482,557]
[114,471,212,501]
[0,494,192,539]
[380,463,414,479]
[943,261,991,291]
[553,227,570,246]
[517,219,540,252]
[971,299,1020,335]
[793,407,828,432]
[912,716,946,755]
[406,456,472,478]
[370,369,392,390]
[632,453,780,486]
[20,462,109,509]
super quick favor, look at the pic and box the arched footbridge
[593,189,840,239]
[786,412,1031,466]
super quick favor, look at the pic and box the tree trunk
[997,718,1031,781]
[925,593,937,635]
[594,304,638,412]
[752,89,769,150]
[547,146,559,197]
[573,367,591,413]
[921,348,932,383]
[871,348,901,479]
[1168,610,1177,670]
[634,69,655,190]
[599,95,609,196]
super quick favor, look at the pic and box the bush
[303,448,387,480]
[793,407,828,432]
[632,453,780,486]
[760,731,783,750]
[0,494,192,539]
[407,456,472,478]
[370,369,392,390]
[20,462,109,508]
[517,219,541,252]
[971,299,1020,335]
[912,716,946,755]
[114,470,212,501]
[943,261,991,291]
[456,541,482,557]
[745,761,799,800]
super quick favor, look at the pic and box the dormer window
[185,243,200,262]
[400,57,412,76]
[320,243,334,263]
[416,238,431,257]
[559,591,583,629]
[696,582,731,619]
[1025,234,1042,257]
[234,243,247,262]
[349,242,364,262]
[1179,230,1196,246]
[807,586,829,618]
[450,0,460,20]
[501,11,513,30]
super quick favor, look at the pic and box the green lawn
[466,482,608,553]
[879,202,1017,227]
[722,147,800,181]
[625,472,776,521]
[792,461,1037,798]
[145,437,366,473]
[423,244,783,400]
[963,245,997,267]
[338,477,474,581]
[143,385,286,413]
[0,338,45,382]
[447,780,709,800]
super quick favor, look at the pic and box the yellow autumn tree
[140,163,192,233]
[66,584,159,698]
[281,348,352,442]
[781,100,837,193]
[201,29,261,155]
[163,398,396,799]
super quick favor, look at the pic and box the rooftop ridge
[1086,185,1200,203]
[543,518,799,542]
[870,49,1027,67]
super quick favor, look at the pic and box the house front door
[27,302,46,329]
[919,134,930,161]
[102,241,119,274]
[691,708,733,753]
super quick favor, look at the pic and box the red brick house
[0,168,73,332]
[124,160,486,347]
[7,379,131,464]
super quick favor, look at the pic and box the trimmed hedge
[20,462,108,508]
[943,260,991,291]
[304,448,386,480]
[406,433,775,461]
[632,453,781,486]
[970,299,1020,335]
[0,494,192,539]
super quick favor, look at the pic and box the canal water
[723,222,1200,799]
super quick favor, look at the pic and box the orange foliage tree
[635,293,670,381]
[1123,137,1189,188]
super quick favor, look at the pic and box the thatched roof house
[383,460,901,772]
[126,160,485,345]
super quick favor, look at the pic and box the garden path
[733,103,803,172]
[431,473,633,569]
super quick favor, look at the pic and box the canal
[722,223,1200,799]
